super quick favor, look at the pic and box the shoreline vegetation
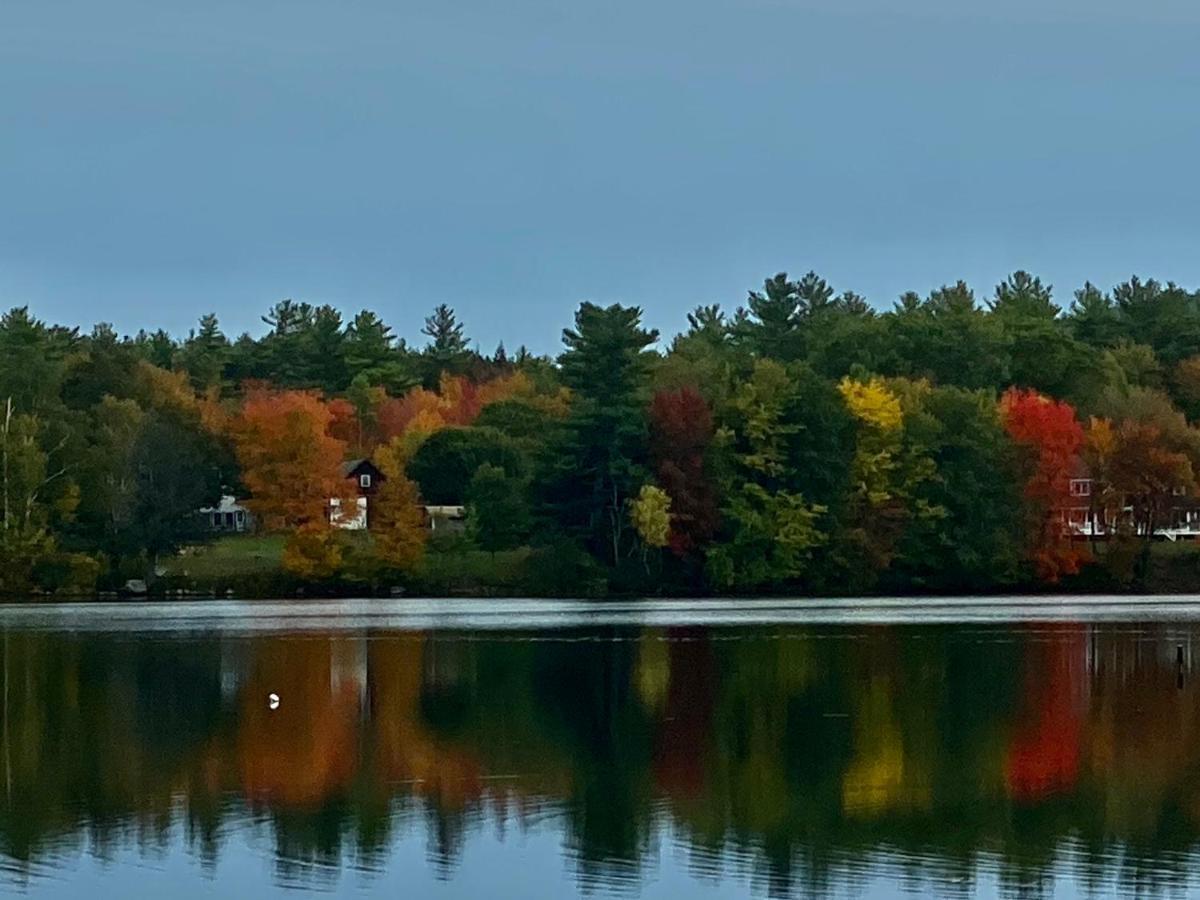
[6,270,1200,599]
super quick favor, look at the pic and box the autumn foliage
[229,388,350,531]
[1000,388,1088,581]
[648,387,719,556]
[370,439,429,571]
[1005,631,1085,803]
[377,372,534,443]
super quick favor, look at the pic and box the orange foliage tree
[377,386,445,442]
[228,389,349,531]
[325,397,360,452]
[1000,388,1088,582]
[377,372,538,443]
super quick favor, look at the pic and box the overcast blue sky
[3,0,1198,352]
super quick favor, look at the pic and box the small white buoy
[268,692,280,710]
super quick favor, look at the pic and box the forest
[4,269,1200,597]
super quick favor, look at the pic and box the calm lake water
[4,598,1200,899]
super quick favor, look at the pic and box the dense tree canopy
[7,269,1200,595]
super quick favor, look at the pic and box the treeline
[5,270,1200,595]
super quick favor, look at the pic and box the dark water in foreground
[4,600,1200,898]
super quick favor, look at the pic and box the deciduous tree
[467,462,531,554]
[229,389,349,531]
[648,387,718,557]
[1000,388,1088,582]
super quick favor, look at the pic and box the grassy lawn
[163,533,532,595]
[415,546,533,592]
[166,535,286,579]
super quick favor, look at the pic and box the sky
[3,0,1199,354]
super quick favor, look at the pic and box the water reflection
[4,623,1200,897]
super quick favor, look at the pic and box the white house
[199,496,253,533]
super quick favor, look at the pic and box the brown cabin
[331,459,387,530]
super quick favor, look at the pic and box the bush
[32,552,102,596]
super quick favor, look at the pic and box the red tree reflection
[1005,627,1087,803]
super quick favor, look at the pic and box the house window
[1069,479,1092,497]
[211,512,221,529]
[224,512,235,528]
[360,474,372,489]
[236,511,245,525]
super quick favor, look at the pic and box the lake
[3,597,1200,899]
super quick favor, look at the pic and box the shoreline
[6,594,1200,633]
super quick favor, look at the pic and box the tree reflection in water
[2,622,1200,897]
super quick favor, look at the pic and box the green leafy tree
[706,484,825,590]
[0,401,72,591]
[467,462,531,553]
[891,386,1024,589]
[407,427,526,505]
[706,359,853,590]
[121,411,225,566]
[476,399,558,444]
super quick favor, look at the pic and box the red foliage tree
[1000,388,1088,581]
[648,387,719,557]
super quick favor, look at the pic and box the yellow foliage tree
[839,376,903,506]
[630,484,672,549]
[839,376,903,432]
[370,438,428,572]
[281,524,344,580]
[837,376,943,579]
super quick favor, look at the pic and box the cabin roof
[199,495,249,514]
[341,458,383,479]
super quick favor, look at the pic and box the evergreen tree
[421,304,471,382]
[1067,283,1123,348]
[133,329,178,370]
[546,303,659,566]
[989,271,1059,320]
[260,299,314,385]
[179,314,228,390]
[302,304,348,393]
